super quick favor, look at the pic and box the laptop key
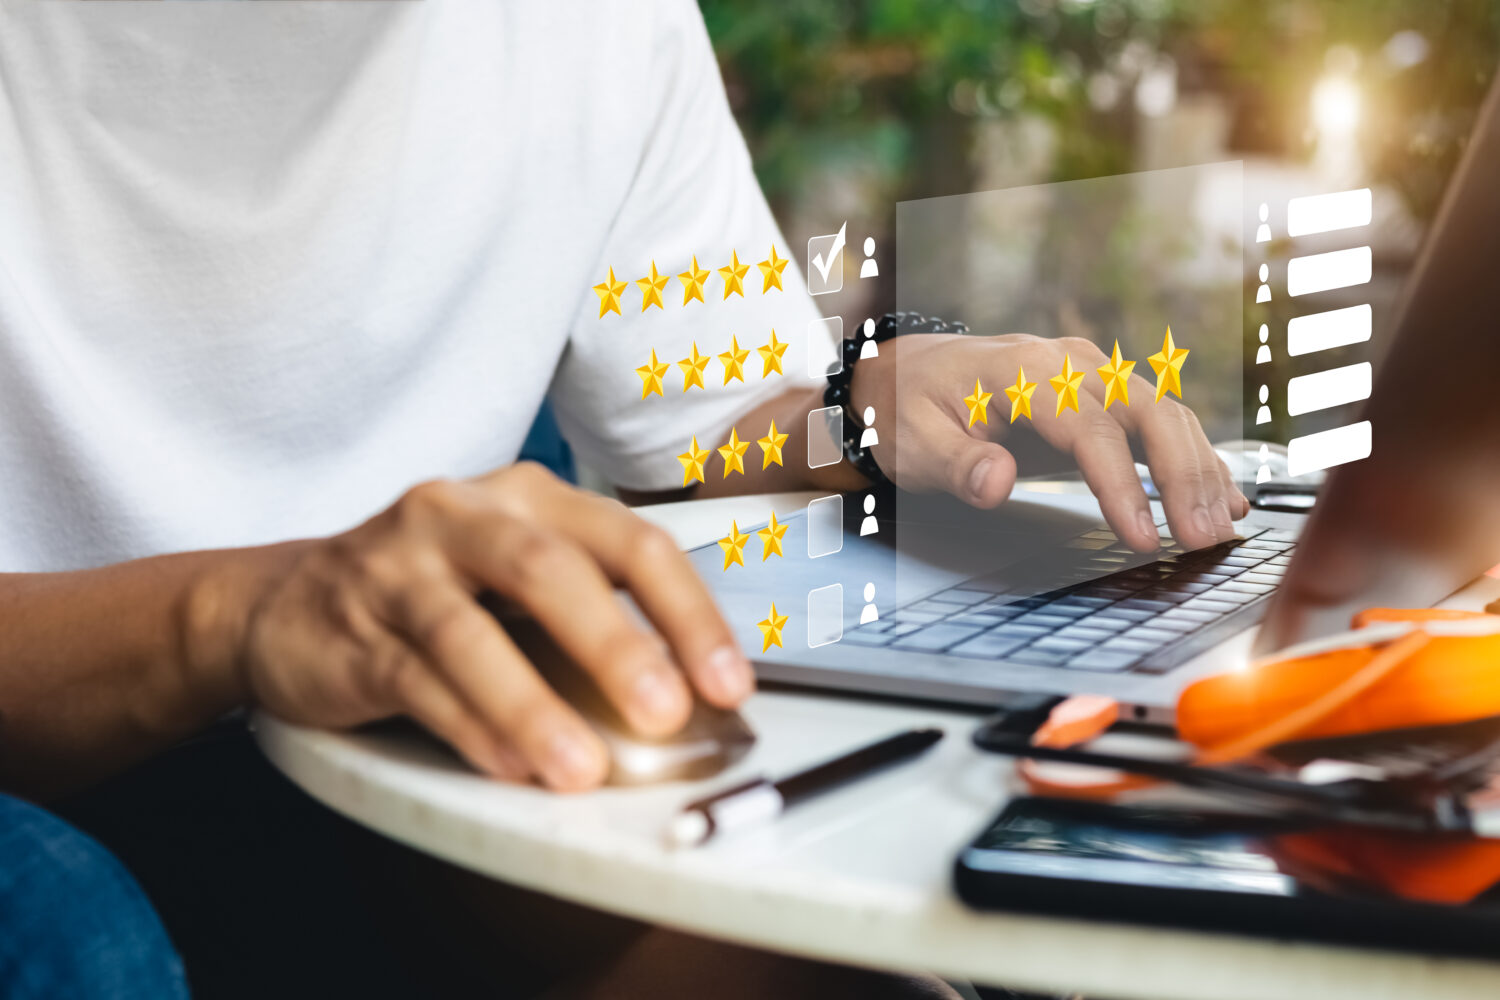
[888,622,922,636]
[1180,598,1239,616]
[1009,613,1077,630]
[1053,626,1119,643]
[942,588,996,605]
[1196,588,1258,605]
[1100,637,1156,653]
[890,624,984,652]
[1138,616,1197,634]
[1091,607,1155,624]
[946,612,1015,629]
[1032,637,1094,655]
[1158,608,1216,625]
[891,609,944,625]
[1031,602,1091,619]
[908,599,970,616]
[1005,647,1073,666]
[1218,581,1275,597]
[989,624,1052,639]
[1065,650,1142,672]
[1121,627,1182,645]
[1073,615,1130,632]
[949,634,1033,659]
[1116,597,1176,613]
[1238,572,1282,587]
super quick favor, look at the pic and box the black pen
[667,727,945,848]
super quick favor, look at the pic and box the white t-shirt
[0,0,826,571]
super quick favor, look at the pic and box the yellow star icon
[962,378,993,428]
[678,342,710,392]
[678,256,710,306]
[1096,340,1136,410]
[757,330,788,378]
[717,427,749,477]
[677,435,711,486]
[757,601,789,652]
[592,267,627,318]
[1146,326,1189,402]
[636,261,669,312]
[757,510,787,560]
[1050,354,1086,416]
[635,349,669,399]
[718,250,748,299]
[719,336,749,384]
[757,418,788,469]
[1004,366,1037,423]
[757,245,788,293]
[718,520,750,571]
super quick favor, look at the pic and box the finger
[907,396,1018,508]
[1113,397,1225,549]
[441,511,694,737]
[500,476,755,710]
[1059,400,1160,552]
[385,581,609,791]
[387,653,531,782]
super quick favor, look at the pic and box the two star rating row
[964,330,1190,427]
[678,422,787,486]
[637,334,786,398]
[594,246,790,318]
[716,516,793,650]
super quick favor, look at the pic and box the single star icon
[718,520,750,571]
[719,336,749,384]
[678,434,711,486]
[758,419,788,469]
[635,349,669,399]
[718,427,748,477]
[757,601,789,651]
[678,342,710,392]
[1004,366,1037,423]
[1146,326,1189,402]
[757,245,788,293]
[962,378,993,428]
[1050,354,1086,416]
[1096,340,1136,410]
[757,510,787,560]
[678,256,710,306]
[592,267,627,318]
[636,261,669,312]
[718,250,748,299]
[757,330,787,378]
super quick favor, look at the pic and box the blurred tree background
[701,0,1500,224]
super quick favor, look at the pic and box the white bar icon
[1287,247,1371,297]
[1287,304,1371,357]
[807,584,844,648]
[1287,421,1372,477]
[1286,188,1372,237]
[1286,362,1371,416]
[806,495,844,558]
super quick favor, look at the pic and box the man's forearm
[0,544,295,799]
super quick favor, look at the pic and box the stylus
[667,727,944,848]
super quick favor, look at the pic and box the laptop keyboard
[841,527,1296,674]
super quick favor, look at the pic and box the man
[0,0,1245,995]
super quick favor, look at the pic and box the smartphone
[954,797,1500,957]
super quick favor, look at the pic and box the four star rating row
[594,246,789,318]
[637,333,786,399]
[678,421,788,486]
[963,329,1189,427]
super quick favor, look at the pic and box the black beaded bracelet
[822,311,968,486]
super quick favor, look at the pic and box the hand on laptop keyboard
[849,331,1249,552]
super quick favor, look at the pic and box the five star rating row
[678,421,788,486]
[637,333,787,399]
[593,246,789,318]
[962,330,1189,427]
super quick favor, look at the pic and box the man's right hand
[212,462,753,791]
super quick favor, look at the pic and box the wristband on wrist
[822,311,969,486]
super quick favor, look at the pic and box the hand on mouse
[202,462,753,791]
[849,333,1250,552]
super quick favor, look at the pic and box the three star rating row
[678,421,788,486]
[962,329,1190,427]
[637,333,786,399]
[593,246,790,318]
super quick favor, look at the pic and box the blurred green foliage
[700,0,1500,221]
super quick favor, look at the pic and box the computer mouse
[502,614,757,787]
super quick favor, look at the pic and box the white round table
[255,491,1500,1000]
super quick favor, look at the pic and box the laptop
[692,71,1500,723]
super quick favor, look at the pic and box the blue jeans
[0,792,189,1000]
